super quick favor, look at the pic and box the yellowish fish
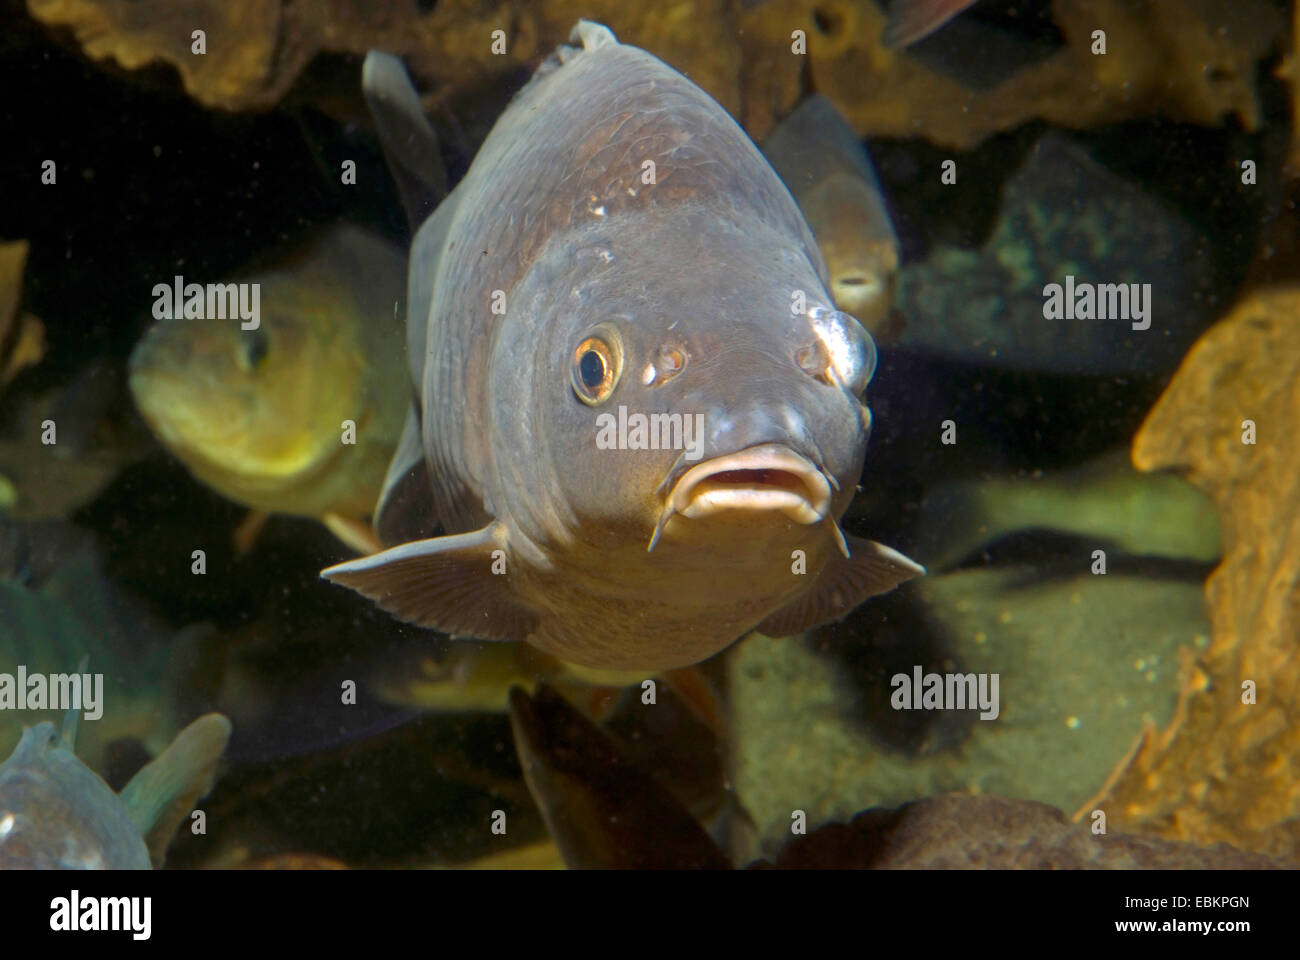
[371,639,724,735]
[128,226,408,553]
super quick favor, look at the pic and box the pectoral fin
[321,522,537,641]
[756,536,925,637]
[118,713,231,868]
[232,510,270,555]
[322,513,385,555]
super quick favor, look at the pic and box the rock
[23,0,1281,152]
[755,794,1293,868]
[798,0,1281,149]
[0,239,43,387]
[894,133,1219,374]
[23,0,741,118]
[729,564,1208,863]
[1279,1,1300,178]
[1098,286,1300,862]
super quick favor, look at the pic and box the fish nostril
[645,345,687,386]
[795,341,833,385]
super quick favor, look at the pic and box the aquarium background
[1,0,1297,868]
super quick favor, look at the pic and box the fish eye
[802,308,876,395]
[570,327,622,405]
[238,328,270,372]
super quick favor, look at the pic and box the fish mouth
[671,445,832,522]
[649,443,848,555]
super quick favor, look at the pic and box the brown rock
[24,0,740,117]
[25,0,1281,152]
[756,794,1293,869]
[0,239,44,387]
[736,0,820,142]
[1095,287,1300,861]
[1283,1,1300,178]
[801,0,1282,150]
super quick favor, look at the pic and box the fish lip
[662,443,833,525]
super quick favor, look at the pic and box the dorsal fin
[883,0,979,48]
[59,654,90,749]
[362,51,448,232]
[118,713,231,868]
[59,705,79,751]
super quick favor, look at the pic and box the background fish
[325,23,923,672]
[914,450,1222,571]
[508,683,730,870]
[0,712,230,869]
[0,521,192,769]
[883,0,981,47]
[0,359,151,522]
[128,226,408,554]
[368,637,724,735]
[762,95,902,342]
